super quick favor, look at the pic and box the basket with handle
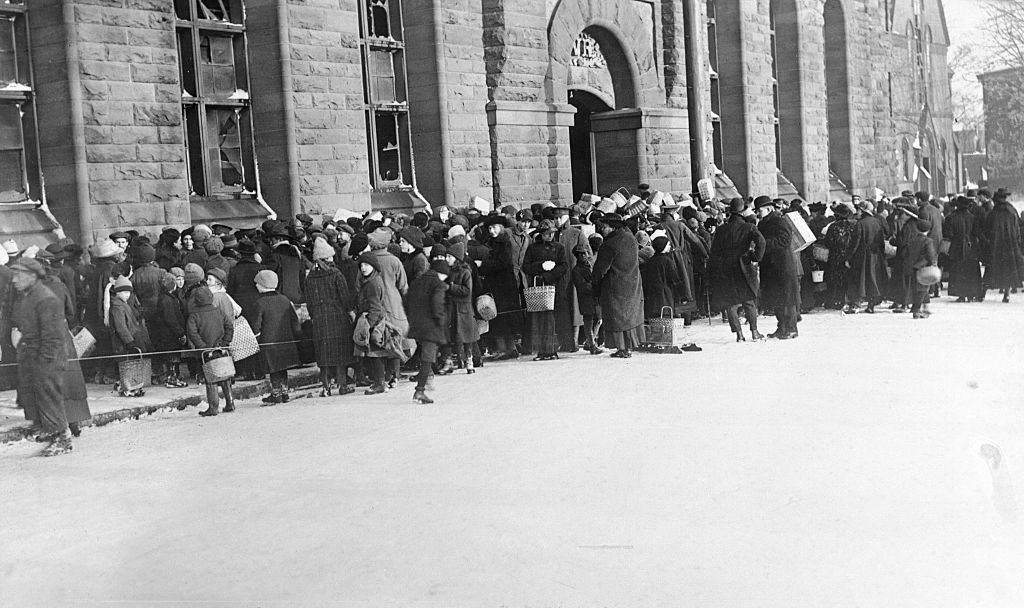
[117,348,152,392]
[72,326,97,358]
[647,306,689,347]
[201,347,236,383]
[523,277,556,312]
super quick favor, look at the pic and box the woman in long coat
[943,196,984,302]
[306,239,356,396]
[522,220,569,360]
[478,215,521,359]
[757,201,801,337]
[592,214,645,358]
[822,205,857,310]
[847,207,889,312]
[41,265,91,436]
[981,194,1024,301]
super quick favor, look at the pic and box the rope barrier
[0,339,307,369]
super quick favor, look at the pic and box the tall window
[175,0,257,198]
[901,138,911,181]
[707,0,724,172]
[769,0,781,170]
[0,2,41,204]
[359,0,414,189]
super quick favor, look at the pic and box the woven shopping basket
[202,348,236,383]
[117,348,152,392]
[229,315,260,362]
[523,277,556,313]
[647,306,689,347]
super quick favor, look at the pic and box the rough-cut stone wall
[32,0,188,243]
[248,0,371,216]
[406,0,493,208]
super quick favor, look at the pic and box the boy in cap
[901,219,938,318]
[108,276,153,396]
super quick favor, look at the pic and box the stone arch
[547,0,661,109]
[824,0,854,189]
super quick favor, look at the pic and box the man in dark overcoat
[709,198,766,341]
[943,196,984,301]
[547,206,591,352]
[659,211,708,305]
[981,188,1024,302]
[755,197,801,338]
[847,201,889,313]
[592,213,645,358]
[10,258,73,456]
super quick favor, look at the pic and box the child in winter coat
[150,272,189,388]
[186,286,234,416]
[641,236,682,321]
[406,259,450,404]
[108,276,153,397]
[251,269,301,404]
[571,244,603,355]
[902,218,939,318]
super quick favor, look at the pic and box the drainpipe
[63,1,95,245]
[430,0,455,207]
[683,0,709,183]
[276,0,302,218]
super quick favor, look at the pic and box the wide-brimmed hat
[753,196,774,210]
[481,214,509,228]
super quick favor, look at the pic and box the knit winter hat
[429,259,451,276]
[357,251,382,274]
[399,227,425,250]
[448,241,466,262]
[204,236,224,254]
[652,235,670,253]
[192,224,213,243]
[430,243,448,260]
[134,243,156,265]
[169,266,185,278]
[447,224,466,240]
[312,237,334,261]
[193,285,214,306]
[159,272,176,291]
[349,232,369,258]
[206,267,228,286]
[220,234,238,249]
[254,269,279,290]
[184,263,205,284]
[112,275,133,293]
[368,226,393,249]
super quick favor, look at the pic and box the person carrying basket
[186,286,235,416]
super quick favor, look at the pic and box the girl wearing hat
[522,220,568,361]
[306,238,357,397]
[252,269,302,403]
[108,276,153,396]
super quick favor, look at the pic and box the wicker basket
[117,349,152,392]
[202,348,236,383]
[523,277,556,312]
[72,326,96,358]
[647,306,689,347]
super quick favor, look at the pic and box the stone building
[979,67,1024,197]
[0,0,955,247]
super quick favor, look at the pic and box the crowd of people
[2,183,1022,457]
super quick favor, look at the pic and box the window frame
[0,2,43,205]
[707,0,724,173]
[174,0,258,200]
[358,0,416,191]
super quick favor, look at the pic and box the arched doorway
[568,89,613,202]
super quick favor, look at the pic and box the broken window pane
[0,104,26,202]
[199,35,236,96]
[198,0,230,21]
[374,112,400,183]
[206,107,243,190]
[0,19,15,84]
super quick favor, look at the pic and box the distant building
[979,67,1024,197]
[0,0,956,246]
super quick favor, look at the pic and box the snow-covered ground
[2,297,1023,607]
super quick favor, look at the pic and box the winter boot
[413,390,434,404]
[364,384,387,395]
[40,432,73,457]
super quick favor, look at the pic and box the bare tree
[982,0,1024,70]
[948,44,985,131]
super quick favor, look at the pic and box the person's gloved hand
[125,341,137,351]
[541,261,555,271]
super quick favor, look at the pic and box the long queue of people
[2,184,1022,456]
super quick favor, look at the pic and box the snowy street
[3,299,1024,607]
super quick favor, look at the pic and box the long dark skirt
[947,258,983,298]
[606,325,645,350]
[529,310,558,355]
[61,329,91,424]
